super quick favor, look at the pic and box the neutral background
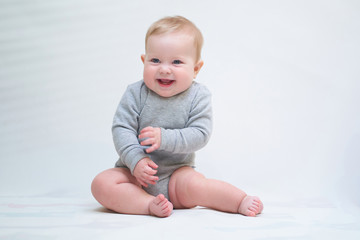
[1,0,359,210]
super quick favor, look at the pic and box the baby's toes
[246,209,256,217]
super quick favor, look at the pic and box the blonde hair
[145,16,204,62]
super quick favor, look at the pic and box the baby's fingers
[148,160,158,169]
[146,175,159,185]
[145,144,160,153]
[140,138,154,146]
[137,178,148,188]
[139,127,154,136]
[145,166,157,176]
[137,174,158,187]
[139,174,158,186]
[140,126,153,132]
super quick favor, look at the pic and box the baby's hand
[133,157,159,187]
[139,126,161,153]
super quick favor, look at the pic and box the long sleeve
[112,83,148,174]
[159,85,212,153]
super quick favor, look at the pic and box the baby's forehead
[145,28,200,61]
[149,29,194,39]
[147,31,196,48]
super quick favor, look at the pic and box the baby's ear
[193,60,204,78]
[141,54,146,64]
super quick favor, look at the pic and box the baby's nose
[159,64,171,74]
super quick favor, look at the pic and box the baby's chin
[155,90,178,98]
[154,88,185,98]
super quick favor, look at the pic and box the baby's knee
[91,169,119,198]
[91,171,108,199]
[91,168,135,199]
[170,168,206,208]
[186,172,207,194]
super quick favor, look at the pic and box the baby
[91,16,263,217]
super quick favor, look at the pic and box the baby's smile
[157,79,175,87]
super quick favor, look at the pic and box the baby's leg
[91,168,172,217]
[169,167,263,216]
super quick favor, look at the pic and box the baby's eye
[151,58,160,63]
[172,60,183,65]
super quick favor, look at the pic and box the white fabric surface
[1,196,359,240]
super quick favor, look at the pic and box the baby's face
[141,31,203,98]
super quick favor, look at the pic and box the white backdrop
[1,0,359,209]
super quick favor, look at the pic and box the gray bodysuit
[113,80,212,200]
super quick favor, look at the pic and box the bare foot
[238,196,263,217]
[149,194,173,217]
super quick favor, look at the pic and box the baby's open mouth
[157,79,175,86]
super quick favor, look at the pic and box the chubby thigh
[169,166,206,209]
[91,168,142,207]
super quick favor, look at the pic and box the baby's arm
[112,84,148,174]
[140,86,212,154]
[164,86,212,153]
